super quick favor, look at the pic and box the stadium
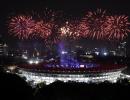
[16,57,127,85]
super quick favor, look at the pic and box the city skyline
[0,0,130,56]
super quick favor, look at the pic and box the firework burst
[8,15,35,39]
[59,21,80,39]
[8,9,130,42]
[83,9,108,39]
[33,20,54,39]
[106,15,130,40]
[77,20,89,38]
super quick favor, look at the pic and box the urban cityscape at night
[0,0,130,100]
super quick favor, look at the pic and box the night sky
[0,0,130,55]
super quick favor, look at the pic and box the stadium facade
[17,63,126,85]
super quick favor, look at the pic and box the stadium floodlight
[61,51,68,54]
[28,60,33,64]
[80,65,84,68]
[103,52,108,56]
[35,60,39,64]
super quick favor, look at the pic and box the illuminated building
[16,62,126,86]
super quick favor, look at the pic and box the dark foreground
[0,71,130,100]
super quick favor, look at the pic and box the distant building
[0,43,8,56]
[8,49,22,57]
[116,42,126,57]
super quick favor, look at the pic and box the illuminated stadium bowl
[17,60,127,85]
